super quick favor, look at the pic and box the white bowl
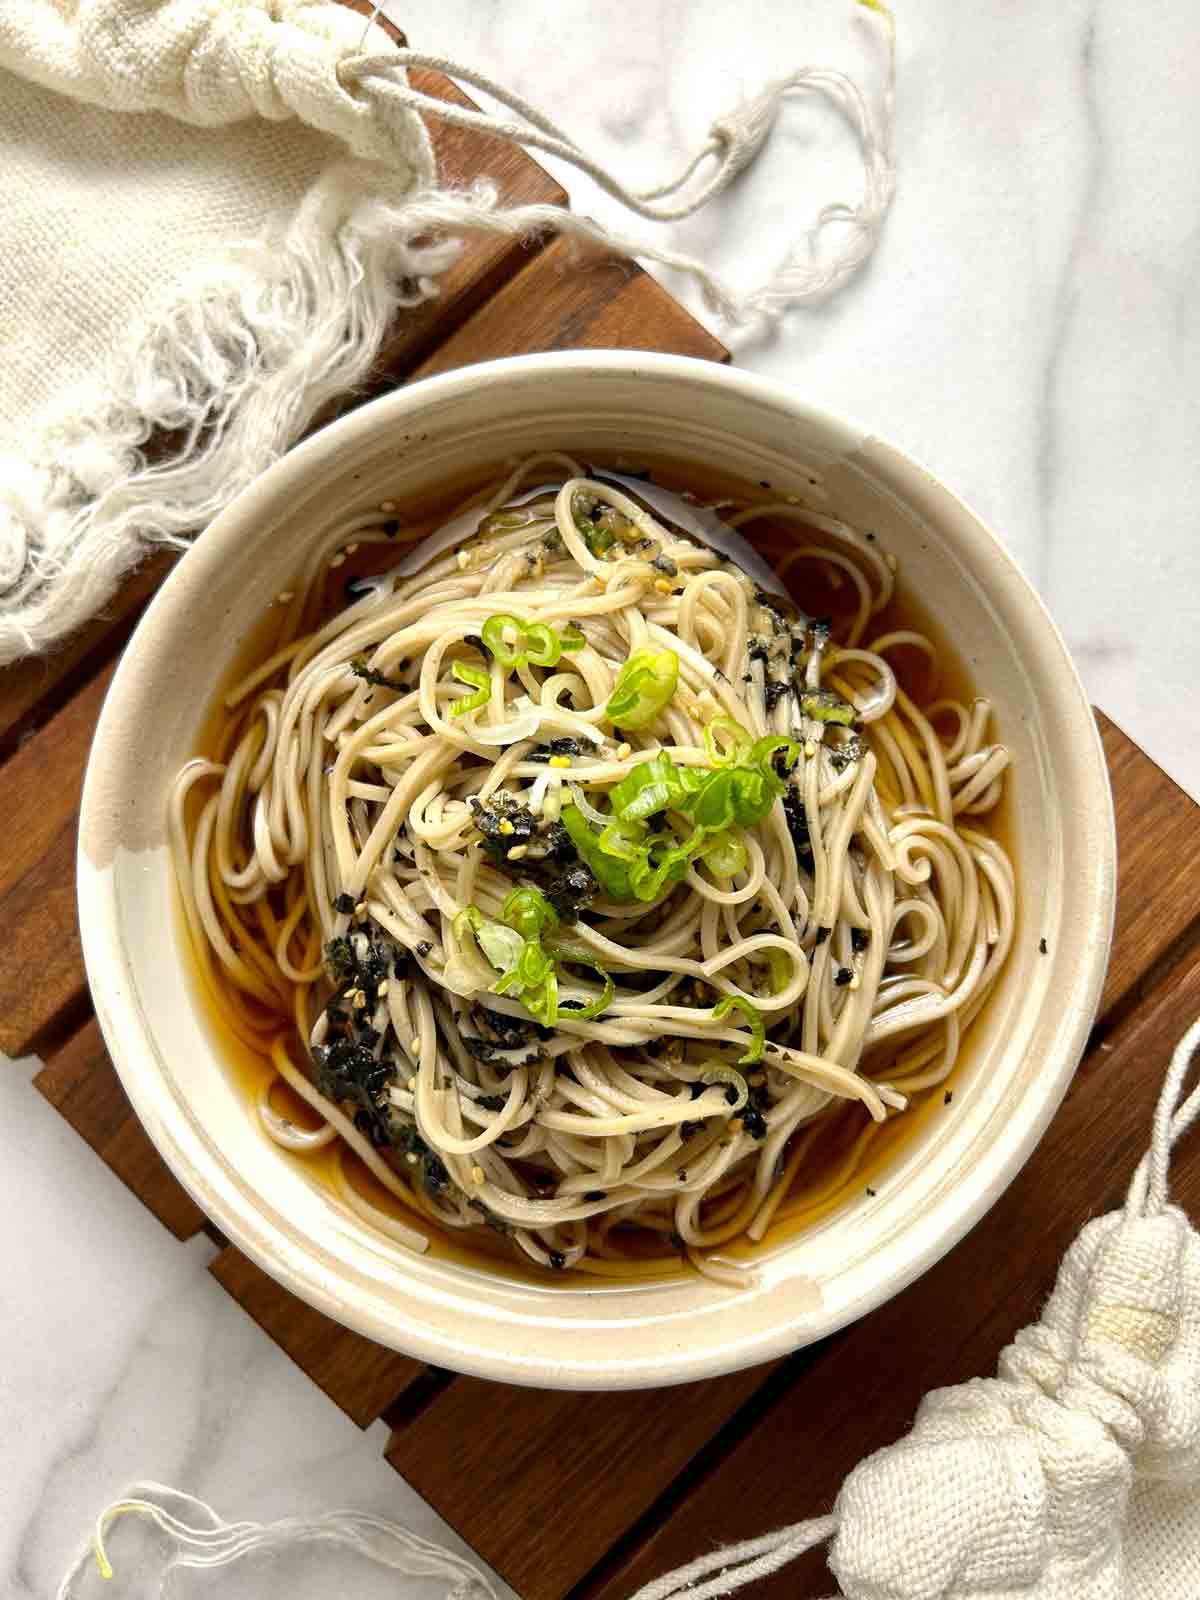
[78,352,1115,1389]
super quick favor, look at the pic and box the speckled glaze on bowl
[78,353,1115,1390]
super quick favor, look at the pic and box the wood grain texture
[378,717,1200,1600]
[209,1244,426,1428]
[0,553,174,763]
[1097,709,1200,1017]
[0,661,114,1058]
[7,42,1197,1592]
[385,1362,778,1600]
[33,1017,207,1240]
[580,938,1200,1600]
[411,236,728,378]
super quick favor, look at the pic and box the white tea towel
[0,0,894,663]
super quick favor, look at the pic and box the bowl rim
[78,349,1116,1388]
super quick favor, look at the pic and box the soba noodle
[171,455,1014,1283]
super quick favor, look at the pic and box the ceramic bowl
[78,352,1115,1389]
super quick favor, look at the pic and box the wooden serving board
[9,16,1200,1599]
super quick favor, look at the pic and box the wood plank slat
[385,1362,778,1600]
[1097,709,1200,1017]
[0,660,115,1058]
[33,1016,207,1241]
[0,553,175,763]
[209,1244,426,1428]
[411,236,728,379]
[580,942,1200,1600]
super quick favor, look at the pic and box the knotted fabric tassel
[341,0,896,332]
[632,1015,1200,1600]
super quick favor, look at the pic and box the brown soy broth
[183,454,1013,1282]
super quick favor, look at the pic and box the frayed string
[342,0,896,336]
[56,1480,500,1598]
[1,0,894,663]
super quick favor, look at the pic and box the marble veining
[5,2,1200,1590]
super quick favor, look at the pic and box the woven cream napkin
[0,0,894,664]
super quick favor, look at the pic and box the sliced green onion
[450,660,491,717]
[558,959,615,1020]
[560,805,634,901]
[711,994,766,1064]
[457,893,616,1030]
[523,622,561,667]
[699,1063,749,1113]
[605,647,679,730]
[481,613,526,667]
[700,830,748,878]
[480,613,580,671]
[609,750,703,821]
[597,821,646,863]
[800,688,857,726]
[501,886,559,940]
[748,734,802,773]
[478,922,525,974]
[453,907,524,976]
[626,826,706,902]
[703,716,750,766]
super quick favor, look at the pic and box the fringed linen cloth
[0,0,894,662]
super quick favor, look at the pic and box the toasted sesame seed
[406,1152,418,1165]
[616,742,632,760]
[507,843,529,861]
[380,500,397,512]
[408,1036,421,1056]
[498,818,515,835]
[849,974,861,991]
[471,1164,486,1185]
[407,1075,416,1091]
[548,754,571,769]
[345,541,359,554]
[330,553,346,568]
[885,552,898,572]
[804,738,816,759]
[377,980,390,997]
[654,577,674,595]
[276,590,295,604]
[354,901,365,915]
[456,550,471,570]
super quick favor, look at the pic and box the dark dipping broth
[178,456,1015,1285]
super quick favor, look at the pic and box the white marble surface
[6,1,1200,1591]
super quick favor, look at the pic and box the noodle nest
[171,455,1014,1283]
